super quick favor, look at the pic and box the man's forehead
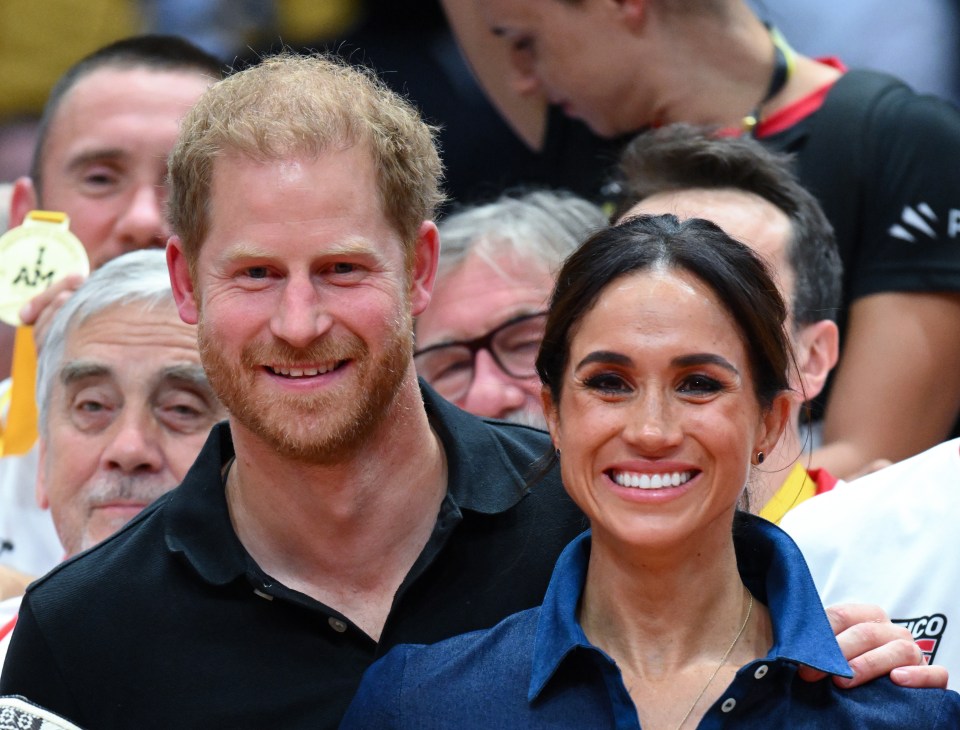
[53,65,206,125]
[628,188,792,259]
[64,301,198,355]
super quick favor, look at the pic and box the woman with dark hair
[342,215,959,728]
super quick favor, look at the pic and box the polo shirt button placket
[753,664,769,680]
[329,617,348,633]
[720,697,737,713]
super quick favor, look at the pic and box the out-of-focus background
[2,0,958,216]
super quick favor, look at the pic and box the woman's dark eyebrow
[575,351,633,370]
[672,353,739,375]
[574,351,740,375]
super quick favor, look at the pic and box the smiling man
[0,249,224,665]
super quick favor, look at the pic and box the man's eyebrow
[65,148,127,173]
[155,363,213,392]
[60,361,111,386]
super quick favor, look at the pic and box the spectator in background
[0,35,221,578]
[415,190,605,426]
[444,0,960,480]
[0,249,224,667]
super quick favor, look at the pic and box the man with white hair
[0,249,224,665]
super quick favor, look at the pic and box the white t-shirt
[0,378,61,577]
[781,438,960,688]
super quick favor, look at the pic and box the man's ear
[10,176,38,228]
[36,438,50,510]
[793,320,840,402]
[409,221,440,318]
[166,236,199,325]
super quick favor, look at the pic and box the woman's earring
[755,451,765,465]
[555,448,561,458]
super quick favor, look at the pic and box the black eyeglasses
[414,312,547,401]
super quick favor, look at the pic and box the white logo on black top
[888,204,960,243]
[889,203,939,243]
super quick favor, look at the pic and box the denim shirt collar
[529,513,852,701]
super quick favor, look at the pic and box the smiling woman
[341,215,960,728]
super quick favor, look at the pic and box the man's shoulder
[783,438,960,538]
[23,493,174,610]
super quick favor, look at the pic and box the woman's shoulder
[342,608,542,728]
[794,676,960,727]
[392,605,541,676]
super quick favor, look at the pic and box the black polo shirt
[0,386,586,729]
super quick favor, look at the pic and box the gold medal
[0,210,89,326]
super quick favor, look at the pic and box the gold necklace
[674,591,754,730]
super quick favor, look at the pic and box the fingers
[889,664,949,689]
[20,274,85,351]
[801,603,934,688]
[835,636,923,688]
[823,602,890,635]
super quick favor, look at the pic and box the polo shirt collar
[420,380,550,514]
[163,421,248,586]
[163,381,549,586]
[529,513,852,701]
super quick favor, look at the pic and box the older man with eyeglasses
[415,190,606,426]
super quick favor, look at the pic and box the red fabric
[808,467,839,495]
[0,614,17,642]
[718,58,848,138]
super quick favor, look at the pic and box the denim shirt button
[721,698,737,713]
[329,617,348,633]
[754,664,769,679]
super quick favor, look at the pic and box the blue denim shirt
[341,513,960,728]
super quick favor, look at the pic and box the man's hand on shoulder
[799,603,948,689]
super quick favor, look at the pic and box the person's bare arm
[440,0,549,150]
[0,565,33,600]
[812,291,960,478]
[798,603,947,689]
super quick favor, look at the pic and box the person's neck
[580,521,772,728]
[224,376,447,639]
[650,9,840,131]
[579,521,751,675]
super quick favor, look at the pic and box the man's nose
[460,348,529,419]
[114,182,169,251]
[269,274,334,349]
[100,408,166,475]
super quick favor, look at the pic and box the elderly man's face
[38,300,222,556]
[32,66,211,268]
[415,249,554,426]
